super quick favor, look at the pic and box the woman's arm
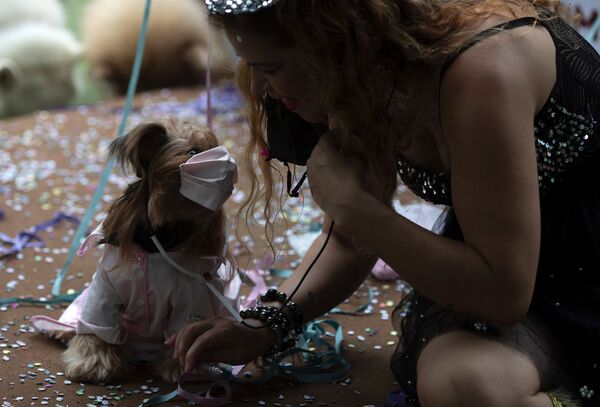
[310,25,556,326]
[269,213,375,322]
[168,212,375,369]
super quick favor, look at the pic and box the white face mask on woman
[179,146,238,211]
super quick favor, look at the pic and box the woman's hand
[306,128,367,219]
[165,316,278,373]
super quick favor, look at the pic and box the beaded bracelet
[239,305,294,357]
[238,289,306,358]
[258,288,304,335]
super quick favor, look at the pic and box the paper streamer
[0,211,79,257]
[53,0,153,298]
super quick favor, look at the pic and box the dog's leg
[152,349,183,383]
[62,334,131,383]
[45,330,76,346]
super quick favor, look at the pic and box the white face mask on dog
[179,146,237,211]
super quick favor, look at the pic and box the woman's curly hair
[210,0,568,253]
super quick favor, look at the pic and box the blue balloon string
[52,0,153,297]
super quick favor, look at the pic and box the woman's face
[225,27,327,124]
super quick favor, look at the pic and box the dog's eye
[187,149,200,156]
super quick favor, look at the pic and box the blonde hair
[211,0,567,252]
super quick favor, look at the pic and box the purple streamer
[194,85,243,114]
[0,211,80,257]
[383,390,408,407]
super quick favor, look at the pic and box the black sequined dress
[391,17,600,406]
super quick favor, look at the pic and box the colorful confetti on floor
[0,85,434,406]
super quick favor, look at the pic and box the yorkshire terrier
[32,119,240,383]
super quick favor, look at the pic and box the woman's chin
[296,109,327,124]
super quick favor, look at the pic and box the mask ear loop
[144,165,240,320]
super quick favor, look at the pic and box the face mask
[179,146,238,211]
[264,96,326,166]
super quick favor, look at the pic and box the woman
[167,1,600,405]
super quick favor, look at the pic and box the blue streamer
[586,16,600,44]
[329,286,375,316]
[52,0,153,297]
[137,390,179,407]
[0,293,80,306]
[139,320,351,406]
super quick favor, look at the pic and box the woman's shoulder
[441,14,556,115]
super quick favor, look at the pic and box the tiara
[205,0,280,15]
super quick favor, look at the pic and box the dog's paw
[46,330,76,345]
[62,335,130,383]
[153,356,183,383]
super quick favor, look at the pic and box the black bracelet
[239,289,306,358]
[239,305,291,353]
[258,289,304,335]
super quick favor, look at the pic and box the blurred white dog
[0,0,80,118]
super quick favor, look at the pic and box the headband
[205,0,280,15]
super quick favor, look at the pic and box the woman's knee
[415,331,542,407]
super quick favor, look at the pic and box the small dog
[32,119,240,383]
[81,0,236,93]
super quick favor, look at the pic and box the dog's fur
[53,120,230,383]
[0,0,65,29]
[82,0,236,93]
[0,0,80,118]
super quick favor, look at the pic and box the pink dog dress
[32,224,241,361]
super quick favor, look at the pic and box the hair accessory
[205,0,280,15]
[179,146,238,211]
[260,147,271,160]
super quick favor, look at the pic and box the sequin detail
[397,98,597,204]
[397,161,450,205]
[535,97,596,192]
[205,0,279,14]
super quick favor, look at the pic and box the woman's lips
[281,97,299,112]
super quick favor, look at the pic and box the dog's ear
[109,123,169,177]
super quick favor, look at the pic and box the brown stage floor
[0,87,415,406]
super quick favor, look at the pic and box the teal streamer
[0,293,80,306]
[52,0,153,297]
[329,286,375,316]
[140,320,351,406]
[586,16,600,44]
[137,390,178,407]
[269,268,293,278]
[234,319,350,385]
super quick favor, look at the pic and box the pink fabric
[239,257,270,308]
[32,227,241,362]
[370,258,399,281]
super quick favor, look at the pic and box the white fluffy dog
[0,0,80,118]
[0,0,66,29]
